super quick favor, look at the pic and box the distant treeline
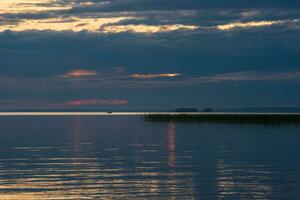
[145,113,300,124]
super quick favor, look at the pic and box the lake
[0,115,299,199]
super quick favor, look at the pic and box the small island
[174,108,198,112]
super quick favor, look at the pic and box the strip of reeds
[144,113,300,124]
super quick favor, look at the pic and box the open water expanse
[0,115,299,199]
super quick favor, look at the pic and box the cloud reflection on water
[0,116,296,199]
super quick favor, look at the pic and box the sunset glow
[131,73,181,79]
[66,99,128,106]
[62,70,98,78]
[0,0,299,109]
[0,0,300,199]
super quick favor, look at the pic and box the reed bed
[144,113,300,124]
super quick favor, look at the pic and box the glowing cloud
[100,24,198,33]
[0,0,199,34]
[216,20,282,30]
[62,70,98,78]
[67,99,128,106]
[0,15,197,34]
[0,17,132,32]
[0,0,72,14]
[130,73,181,79]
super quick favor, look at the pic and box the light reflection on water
[0,116,299,199]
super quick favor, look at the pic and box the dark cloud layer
[1,26,299,77]
[68,0,300,12]
[0,0,299,109]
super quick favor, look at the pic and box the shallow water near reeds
[0,115,299,199]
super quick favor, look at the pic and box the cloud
[54,70,300,88]
[100,24,198,33]
[191,71,300,82]
[61,69,98,78]
[66,99,128,106]
[0,16,132,32]
[68,0,300,13]
[125,71,300,87]
[0,70,299,110]
[1,0,299,35]
[0,0,299,109]
[0,13,199,33]
[0,0,72,14]
[130,73,181,79]
[0,98,128,109]
[1,25,300,80]
[216,20,282,30]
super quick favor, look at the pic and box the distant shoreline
[0,112,299,115]
[0,107,300,113]
[0,112,299,124]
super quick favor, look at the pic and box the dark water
[0,116,299,199]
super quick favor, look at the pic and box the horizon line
[0,112,299,116]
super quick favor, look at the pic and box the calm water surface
[0,116,299,199]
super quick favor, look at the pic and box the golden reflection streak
[165,121,196,198]
[167,121,176,168]
[0,117,196,199]
[216,160,272,199]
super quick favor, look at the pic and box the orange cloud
[62,70,98,78]
[130,73,180,79]
[66,99,128,106]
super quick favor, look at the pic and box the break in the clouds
[130,73,180,79]
[0,0,300,109]
[62,69,98,78]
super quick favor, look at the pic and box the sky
[0,0,300,110]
